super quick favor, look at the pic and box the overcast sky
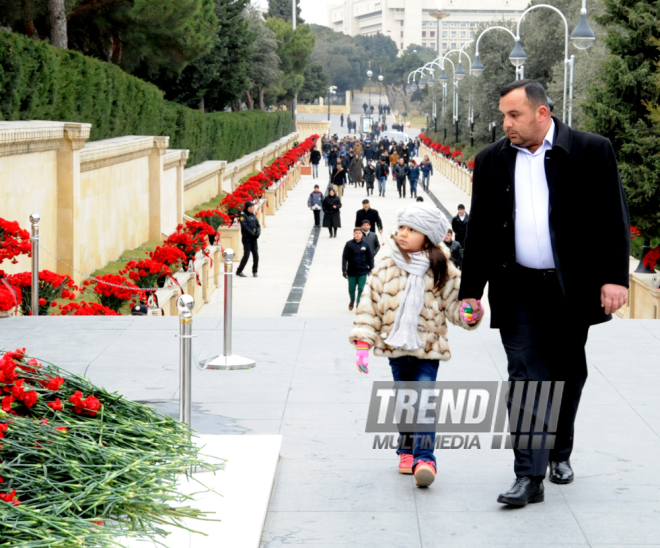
[254,0,332,27]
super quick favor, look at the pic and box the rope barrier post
[30,214,41,316]
[202,248,256,371]
[177,294,195,433]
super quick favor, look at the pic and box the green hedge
[0,31,294,166]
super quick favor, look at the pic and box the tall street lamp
[378,72,383,107]
[511,1,596,126]
[367,65,373,108]
[327,85,337,122]
[429,10,449,56]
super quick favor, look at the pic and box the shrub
[0,31,294,166]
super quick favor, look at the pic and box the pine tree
[583,0,660,241]
[268,0,303,24]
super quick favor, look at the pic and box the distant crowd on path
[308,133,467,266]
[362,103,391,116]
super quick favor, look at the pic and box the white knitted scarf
[385,248,430,350]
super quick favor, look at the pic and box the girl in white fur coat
[349,203,483,487]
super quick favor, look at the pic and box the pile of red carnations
[0,348,212,546]
[419,134,474,171]
[0,218,32,264]
[198,134,318,224]
[6,270,76,316]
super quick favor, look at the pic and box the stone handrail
[420,143,473,196]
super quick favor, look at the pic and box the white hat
[396,204,450,246]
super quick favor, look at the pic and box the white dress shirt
[511,121,556,269]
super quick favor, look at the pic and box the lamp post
[378,72,383,108]
[367,65,373,109]
[429,10,449,56]
[327,85,336,122]
[510,1,596,126]
[471,25,519,79]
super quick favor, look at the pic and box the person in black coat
[236,201,261,277]
[331,165,348,198]
[443,229,463,269]
[451,204,469,247]
[342,227,374,310]
[364,161,376,196]
[322,188,342,238]
[458,80,630,508]
[327,147,338,176]
[355,200,383,233]
[310,148,321,179]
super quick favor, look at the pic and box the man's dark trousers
[500,264,589,478]
[237,238,259,274]
[396,178,406,197]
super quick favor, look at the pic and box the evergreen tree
[299,63,328,104]
[267,0,302,24]
[134,0,253,112]
[583,0,660,241]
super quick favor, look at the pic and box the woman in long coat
[322,188,342,238]
[350,155,364,188]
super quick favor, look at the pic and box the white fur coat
[348,246,481,360]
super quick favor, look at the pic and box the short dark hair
[500,79,549,109]
[447,229,453,234]
[458,204,465,210]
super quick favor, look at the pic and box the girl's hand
[356,341,370,374]
[461,299,483,325]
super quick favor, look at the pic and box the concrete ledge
[80,135,168,172]
[118,434,282,548]
[0,120,91,157]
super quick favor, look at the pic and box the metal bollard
[177,294,195,431]
[30,214,40,316]
[203,248,256,370]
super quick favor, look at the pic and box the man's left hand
[601,284,628,315]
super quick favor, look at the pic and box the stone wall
[181,132,298,212]
[0,120,298,284]
[297,121,330,149]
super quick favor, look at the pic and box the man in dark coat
[360,220,380,258]
[392,158,409,198]
[236,201,261,278]
[342,227,374,310]
[459,80,630,507]
[443,229,462,269]
[451,204,469,247]
[327,146,338,176]
[355,200,383,234]
[310,148,321,179]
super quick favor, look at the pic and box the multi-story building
[327,0,529,54]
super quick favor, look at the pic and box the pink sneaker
[414,460,436,487]
[398,454,414,475]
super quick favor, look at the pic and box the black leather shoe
[236,272,247,278]
[253,273,258,278]
[497,477,544,507]
[549,460,574,484]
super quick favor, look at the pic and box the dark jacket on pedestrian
[342,238,374,277]
[362,230,380,257]
[331,167,348,186]
[375,162,389,180]
[307,190,324,209]
[420,161,434,176]
[350,157,363,182]
[452,213,469,247]
[401,147,410,164]
[310,150,321,165]
[393,163,409,181]
[408,165,421,182]
[355,208,383,232]
[458,116,631,328]
[445,239,463,269]
[239,208,261,240]
[328,150,338,167]
[341,154,351,170]
[322,194,342,228]
[364,164,376,186]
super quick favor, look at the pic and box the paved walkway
[2,314,659,547]
[198,152,470,318]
